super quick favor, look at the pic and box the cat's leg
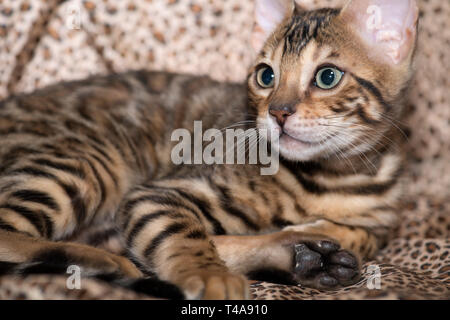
[0,230,142,278]
[212,220,382,289]
[0,155,141,278]
[117,184,249,299]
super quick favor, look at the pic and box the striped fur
[0,0,418,299]
[0,259,183,299]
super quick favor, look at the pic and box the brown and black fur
[0,1,418,299]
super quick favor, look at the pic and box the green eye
[315,67,344,90]
[256,66,275,88]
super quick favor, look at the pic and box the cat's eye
[256,66,275,88]
[315,67,344,90]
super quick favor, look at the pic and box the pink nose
[269,108,294,126]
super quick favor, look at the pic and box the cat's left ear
[252,0,295,53]
[340,0,419,65]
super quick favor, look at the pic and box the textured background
[0,0,448,299]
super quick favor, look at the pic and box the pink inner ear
[255,0,288,34]
[342,0,418,64]
[253,0,294,52]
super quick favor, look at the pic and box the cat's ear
[340,0,419,65]
[252,0,295,53]
[294,0,323,12]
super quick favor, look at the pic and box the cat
[0,0,418,299]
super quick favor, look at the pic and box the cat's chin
[278,133,326,162]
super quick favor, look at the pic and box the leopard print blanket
[0,0,448,300]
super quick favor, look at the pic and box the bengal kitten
[0,0,418,299]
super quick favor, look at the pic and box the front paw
[181,271,250,300]
[293,240,360,290]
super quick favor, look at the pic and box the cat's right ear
[252,0,295,53]
[340,0,419,65]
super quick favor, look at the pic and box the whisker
[321,122,401,152]
[325,131,379,174]
[318,131,358,174]
[323,132,361,174]
[324,110,409,141]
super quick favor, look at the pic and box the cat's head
[248,0,418,162]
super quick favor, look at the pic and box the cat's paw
[293,240,360,290]
[180,271,249,300]
[49,243,143,279]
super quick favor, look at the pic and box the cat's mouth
[280,129,335,146]
[262,116,343,160]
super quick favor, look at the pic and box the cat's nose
[269,105,295,126]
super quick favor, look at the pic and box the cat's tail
[0,260,184,299]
